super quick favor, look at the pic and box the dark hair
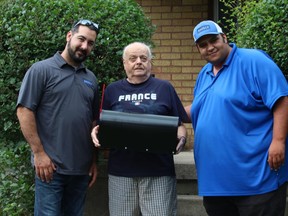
[71,19,100,34]
[71,24,97,34]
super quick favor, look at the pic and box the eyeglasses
[73,19,100,34]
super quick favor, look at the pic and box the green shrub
[0,142,34,216]
[0,0,156,146]
[220,0,288,78]
[0,0,155,214]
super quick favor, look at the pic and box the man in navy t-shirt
[91,42,188,216]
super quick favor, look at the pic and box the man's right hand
[34,151,56,183]
[91,125,101,147]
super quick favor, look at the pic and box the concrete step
[174,151,207,216]
[177,195,207,216]
[174,151,197,195]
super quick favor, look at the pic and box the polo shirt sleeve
[252,50,288,109]
[17,63,46,111]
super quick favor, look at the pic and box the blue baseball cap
[193,20,223,42]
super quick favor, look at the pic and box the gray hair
[122,42,153,59]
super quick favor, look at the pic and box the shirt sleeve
[17,63,46,111]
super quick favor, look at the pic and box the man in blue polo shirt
[16,19,100,215]
[185,20,288,216]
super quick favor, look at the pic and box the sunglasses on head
[74,19,100,34]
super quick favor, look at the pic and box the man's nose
[206,42,215,50]
[135,57,142,63]
[81,41,89,50]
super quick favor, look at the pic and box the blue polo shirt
[17,52,99,175]
[191,43,288,196]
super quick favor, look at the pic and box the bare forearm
[184,105,192,123]
[16,106,44,154]
[272,96,288,142]
[177,124,187,138]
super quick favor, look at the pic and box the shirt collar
[205,43,237,76]
[224,43,237,67]
[54,52,87,72]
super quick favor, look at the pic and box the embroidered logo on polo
[83,79,94,90]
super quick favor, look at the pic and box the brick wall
[135,0,209,148]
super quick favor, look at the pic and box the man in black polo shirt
[16,19,100,216]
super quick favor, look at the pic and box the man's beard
[67,41,88,64]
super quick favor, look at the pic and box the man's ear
[66,31,72,42]
[222,34,228,43]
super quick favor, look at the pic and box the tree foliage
[0,0,155,214]
[219,0,288,78]
[0,0,155,145]
[0,142,34,216]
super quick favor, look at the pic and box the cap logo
[197,25,210,33]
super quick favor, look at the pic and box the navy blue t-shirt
[103,76,187,177]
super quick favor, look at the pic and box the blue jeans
[34,172,90,216]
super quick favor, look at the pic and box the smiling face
[123,42,152,84]
[196,34,231,69]
[62,25,97,67]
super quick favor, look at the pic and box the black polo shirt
[17,52,99,175]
